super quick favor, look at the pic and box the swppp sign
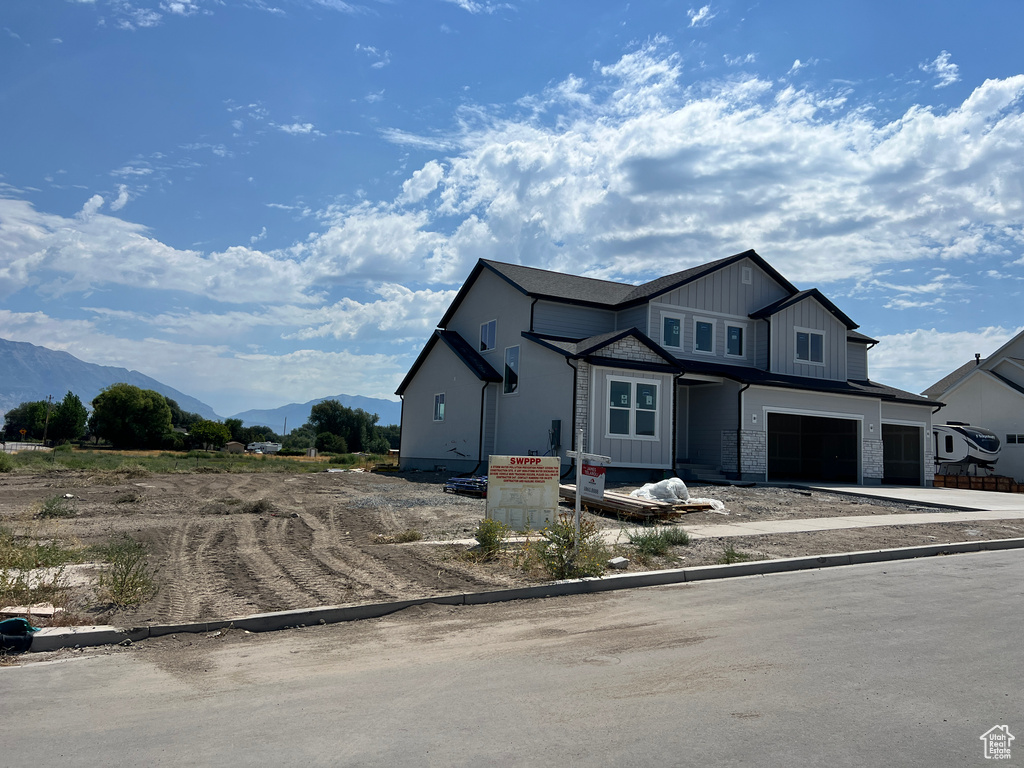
[486,455,561,530]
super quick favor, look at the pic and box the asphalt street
[2,550,1022,766]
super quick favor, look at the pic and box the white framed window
[503,345,520,395]
[607,377,659,440]
[433,393,445,422]
[725,323,746,358]
[693,317,716,354]
[480,319,496,352]
[795,328,824,365]
[661,312,683,349]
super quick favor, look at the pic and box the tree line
[2,383,398,455]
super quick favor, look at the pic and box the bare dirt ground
[2,468,1022,630]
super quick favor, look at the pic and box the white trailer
[933,422,1000,476]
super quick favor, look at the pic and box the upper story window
[726,324,745,358]
[503,345,520,394]
[607,377,659,439]
[662,314,683,349]
[433,393,445,422]
[694,318,715,354]
[795,329,824,364]
[480,319,496,352]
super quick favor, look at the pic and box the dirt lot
[2,468,1022,628]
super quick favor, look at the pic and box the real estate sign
[486,455,561,530]
[580,463,606,502]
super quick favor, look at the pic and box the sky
[2,0,1023,417]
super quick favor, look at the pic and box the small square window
[480,319,496,352]
[433,393,445,422]
[796,330,824,363]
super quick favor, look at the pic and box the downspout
[563,357,579,480]
[397,395,404,467]
[737,382,750,480]
[671,373,684,477]
[529,298,538,333]
[462,381,490,477]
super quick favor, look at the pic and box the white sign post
[565,428,611,541]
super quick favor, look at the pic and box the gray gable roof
[438,249,801,327]
[395,329,501,395]
[922,358,984,398]
[750,288,859,330]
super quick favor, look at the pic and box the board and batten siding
[648,303,760,368]
[588,366,674,469]
[657,258,790,318]
[532,300,616,338]
[770,299,847,380]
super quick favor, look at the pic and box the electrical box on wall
[549,419,562,451]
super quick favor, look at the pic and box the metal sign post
[565,428,611,540]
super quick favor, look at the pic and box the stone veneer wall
[720,430,738,475]
[573,360,591,454]
[739,429,767,478]
[862,438,884,482]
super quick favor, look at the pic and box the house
[222,441,245,454]
[924,328,1024,482]
[396,250,936,485]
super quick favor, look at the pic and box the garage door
[882,424,922,486]
[768,413,858,482]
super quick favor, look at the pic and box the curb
[27,537,1024,653]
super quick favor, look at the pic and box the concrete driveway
[807,483,1024,512]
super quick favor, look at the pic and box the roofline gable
[395,329,501,395]
[750,288,859,330]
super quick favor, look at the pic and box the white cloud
[277,122,324,136]
[688,5,715,27]
[109,184,130,211]
[724,53,756,66]
[443,0,513,14]
[399,161,446,204]
[920,50,960,88]
[355,43,390,69]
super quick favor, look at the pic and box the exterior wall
[534,300,616,338]
[754,320,769,371]
[615,305,649,335]
[494,340,575,463]
[847,342,868,380]
[685,381,739,468]
[659,257,790,316]
[769,299,848,381]
[739,429,767,480]
[937,372,1024,482]
[587,338,675,469]
[648,303,758,368]
[399,342,485,473]
[447,268,533,366]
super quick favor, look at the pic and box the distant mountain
[0,338,220,420]
[231,394,402,431]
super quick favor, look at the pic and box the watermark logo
[980,725,1014,760]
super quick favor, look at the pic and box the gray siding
[755,320,769,370]
[533,300,616,338]
[616,305,648,335]
[447,269,533,371]
[770,298,847,380]
[659,257,790,316]
[589,366,673,468]
[847,342,868,380]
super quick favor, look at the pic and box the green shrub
[533,513,608,580]
[36,495,75,519]
[626,526,690,565]
[395,529,423,543]
[474,517,509,560]
[0,452,11,473]
[717,544,753,564]
[94,535,157,608]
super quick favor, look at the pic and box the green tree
[282,425,315,453]
[49,391,88,444]
[308,400,380,453]
[164,397,204,430]
[314,432,348,454]
[224,418,244,442]
[189,419,232,449]
[90,384,173,449]
[2,400,49,440]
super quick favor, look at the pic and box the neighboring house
[223,441,245,454]
[924,329,1024,482]
[397,250,936,485]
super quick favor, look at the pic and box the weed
[0,527,79,608]
[114,490,143,504]
[474,517,509,560]
[717,544,753,564]
[0,452,11,473]
[626,526,691,564]
[239,498,276,515]
[394,529,423,543]
[94,535,157,608]
[35,495,75,519]
[530,513,608,580]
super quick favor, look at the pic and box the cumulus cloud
[109,184,130,211]
[921,50,960,88]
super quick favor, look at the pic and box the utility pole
[41,394,54,446]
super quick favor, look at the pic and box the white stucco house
[397,250,937,485]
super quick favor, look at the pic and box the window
[741,266,753,285]
[726,324,744,358]
[694,318,715,354]
[433,393,445,422]
[662,315,682,348]
[795,329,824,364]
[479,319,496,352]
[1007,434,1024,444]
[607,377,659,439]
[503,346,520,394]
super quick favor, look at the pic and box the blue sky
[2,0,1023,416]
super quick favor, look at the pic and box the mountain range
[0,338,401,429]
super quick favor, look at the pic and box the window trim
[794,327,825,366]
[661,312,684,350]
[692,316,716,356]
[605,375,660,441]
[725,322,747,359]
[503,345,520,395]
[433,392,445,422]
[479,319,497,352]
